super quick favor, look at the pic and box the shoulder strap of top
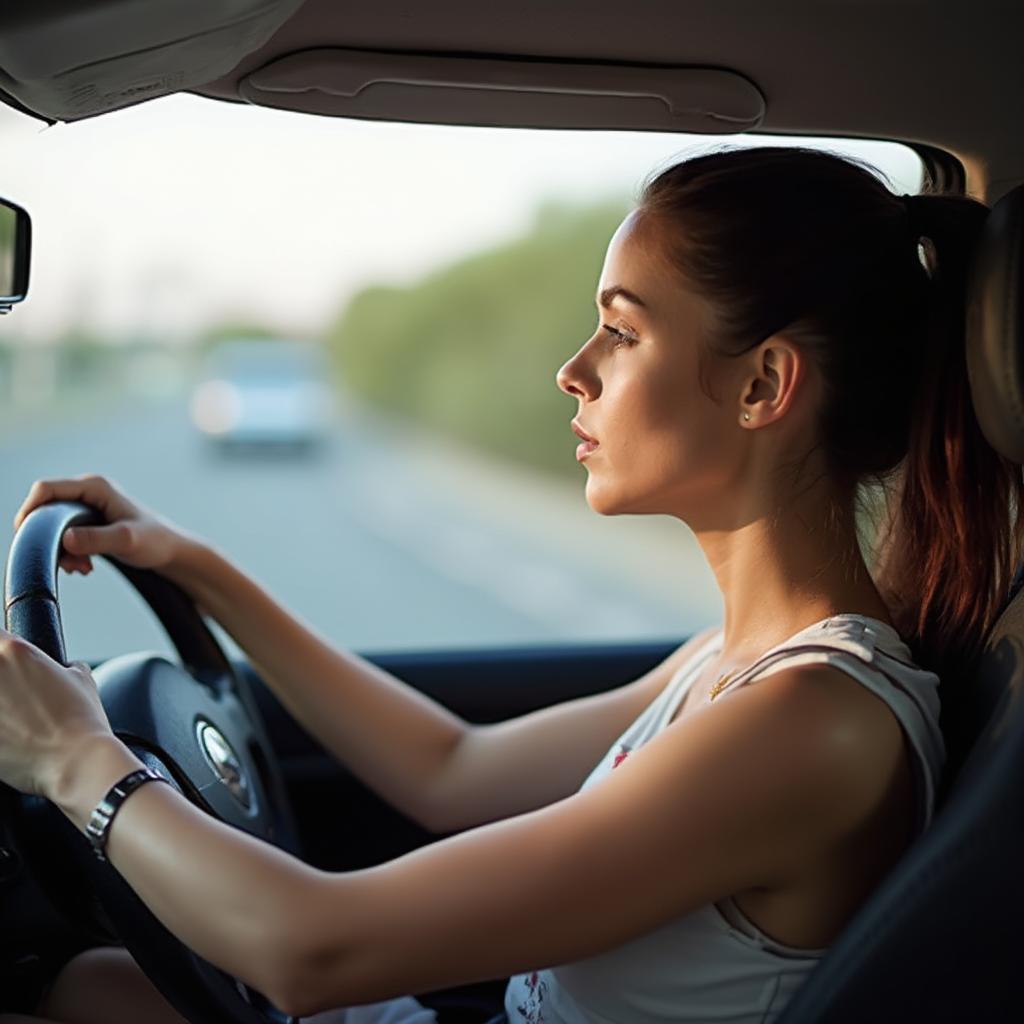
[722,641,878,692]
[722,639,939,742]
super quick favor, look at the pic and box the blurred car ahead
[189,338,334,452]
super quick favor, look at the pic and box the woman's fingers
[59,553,94,575]
[10,477,133,573]
[63,523,136,559]
[13,476,184,572]
[13,474,122,533]
[0,627,114,798]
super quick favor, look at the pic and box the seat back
[778,183,1024,1022]
[778,600,1024,1022]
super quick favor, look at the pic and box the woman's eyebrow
[598,285,648,310]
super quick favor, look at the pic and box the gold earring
[742,412,751,422]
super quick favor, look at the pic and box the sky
[0,94,923,345]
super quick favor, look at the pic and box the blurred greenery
[197,321,282,352]
[326,197,630,476]
[0,205,16,296]
[56,329,111,387]
[0,205,14,248]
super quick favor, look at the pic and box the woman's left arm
[0,630,902,1018]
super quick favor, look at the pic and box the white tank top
[504,613,946,1024]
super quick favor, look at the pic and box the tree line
[326,198,630,477]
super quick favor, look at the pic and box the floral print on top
[514,970,551,1023]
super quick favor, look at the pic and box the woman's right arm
[15,476,711,833]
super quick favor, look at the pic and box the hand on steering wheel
[0,632,110,800]
[3,496,300,1024]
[14,474,192,577]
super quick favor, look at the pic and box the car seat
[776,182,1024,1022]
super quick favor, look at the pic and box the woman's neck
[692,492,893,661]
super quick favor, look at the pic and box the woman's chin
[584,474,669,517]
[584,478,631,516]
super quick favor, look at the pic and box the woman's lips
[571,420,599,461]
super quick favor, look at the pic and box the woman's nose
[556,347,598,400]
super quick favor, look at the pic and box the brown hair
[638,145,1024,687]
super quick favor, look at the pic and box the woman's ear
[738,336,805,426]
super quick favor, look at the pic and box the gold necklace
[709,670,736,701]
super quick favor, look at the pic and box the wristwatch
[85,767,170,861]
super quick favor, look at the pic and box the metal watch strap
[85,767,169,862]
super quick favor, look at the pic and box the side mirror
[0,197,31,313]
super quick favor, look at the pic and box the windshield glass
[0,95,924,661]
[204,341,323,380]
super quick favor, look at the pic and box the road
[0,397,722,664]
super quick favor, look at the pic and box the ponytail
[873,193,1024,684]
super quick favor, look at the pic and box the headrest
[966,184,1024,462]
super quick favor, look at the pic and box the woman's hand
[14,475,190,576]
[0,627,116,800]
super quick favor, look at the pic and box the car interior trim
[0,0,305,122]
[966,184,1024,462]
[239,49,766,132]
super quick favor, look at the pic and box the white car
[190,338,334,451]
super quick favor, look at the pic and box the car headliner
[192,0,1020,202]
[0,1,1019,203]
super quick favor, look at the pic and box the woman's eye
[602,324,637,347]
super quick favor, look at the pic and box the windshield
[204,341,323,380]
[0,95,924,661]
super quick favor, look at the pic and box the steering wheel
[3,501,301,1024]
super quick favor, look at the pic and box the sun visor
[0,0,304,121]
[239,49,766,133]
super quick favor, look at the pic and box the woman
[0,145,1019,1024]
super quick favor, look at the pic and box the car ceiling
[1,0,1021,202]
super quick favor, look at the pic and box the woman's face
[556,210,745,520]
